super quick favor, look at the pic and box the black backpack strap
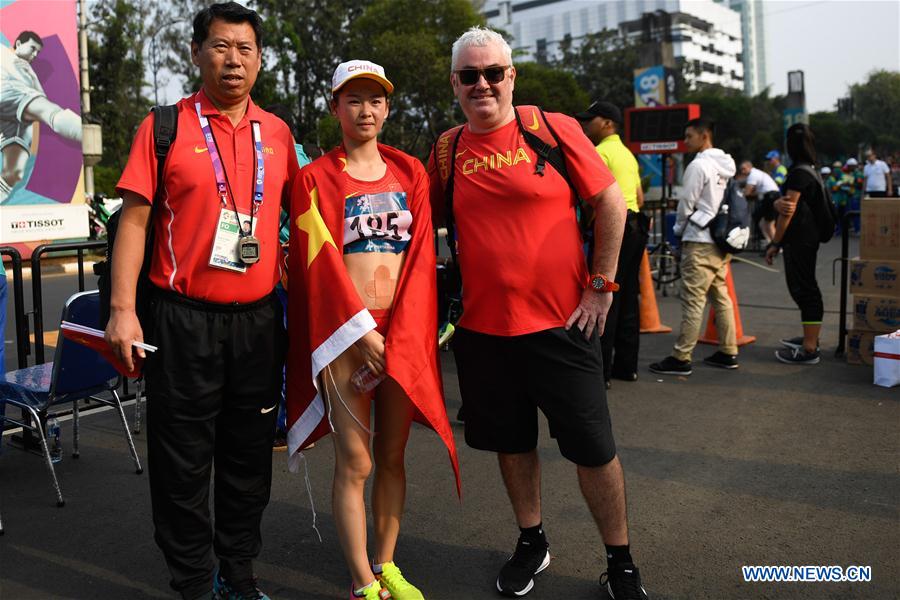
[513,107,581,202]
[151,104,178,204]
[444,127,465,266]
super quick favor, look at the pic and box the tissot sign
[0,0,86,253]
[1,203,88,243]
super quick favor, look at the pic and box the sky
[762,0,900,112]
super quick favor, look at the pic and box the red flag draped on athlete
[285,144,460,495]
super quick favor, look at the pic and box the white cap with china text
[331,60,394,94]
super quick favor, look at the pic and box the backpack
[792,164,837,243]
[431,105,588,275]
[96,104,178,328]
[707,178,751,255]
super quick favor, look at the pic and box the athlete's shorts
[452,326,617,467]
[371,308,391,337]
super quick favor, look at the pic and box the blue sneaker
[213,569,270,600]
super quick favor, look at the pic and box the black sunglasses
[454,66,510,86]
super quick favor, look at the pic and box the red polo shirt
[117,89,300,303]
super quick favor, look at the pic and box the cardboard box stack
[847,198,900,365]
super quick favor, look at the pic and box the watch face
[591,276,606,290]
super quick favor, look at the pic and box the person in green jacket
[826,161,848,234]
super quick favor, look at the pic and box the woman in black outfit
[764,123,823,364]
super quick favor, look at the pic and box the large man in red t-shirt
[428,26,649,600]
[105,3,299,599]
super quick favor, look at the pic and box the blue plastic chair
[0,290,142,509]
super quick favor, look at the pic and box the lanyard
[195,102,265,234]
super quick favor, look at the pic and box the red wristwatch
[588,273,619,293]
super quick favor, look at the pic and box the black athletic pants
[601,211,649,381]
[144,289,286,600]
[783,241,824,324]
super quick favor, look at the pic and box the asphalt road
[1,238,898,599]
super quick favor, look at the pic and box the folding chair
[0,290,142,508]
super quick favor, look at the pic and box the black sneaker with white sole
[703,351,739,369]
[779,336,803,350]
[775,346,821,364]
[780,336,819,351]
[648,356,692,376]
[496,535,550,597]
[600,562,648,600]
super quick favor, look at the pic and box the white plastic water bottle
[46,416,62,464]
[350,365,386,393]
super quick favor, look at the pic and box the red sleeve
[548,113,616,206]
[426,147,445,227]
[115,112,156,205]
[282,126,301,211]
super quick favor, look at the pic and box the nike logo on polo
[455,148,469,159]
[527,110,540,131]
[260,404,277,414]
[194,146,208,153]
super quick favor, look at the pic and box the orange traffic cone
[699,263,756,346]
[639,249,672,334]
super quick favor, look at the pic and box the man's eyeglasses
[454,66,510,86]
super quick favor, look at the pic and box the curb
[5,260,97,281]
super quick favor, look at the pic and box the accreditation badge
[209,208,258,273]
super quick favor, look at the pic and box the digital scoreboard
[624,104,701,154]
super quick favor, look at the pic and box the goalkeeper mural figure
[0,31,82,203]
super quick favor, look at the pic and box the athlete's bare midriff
[344,252,406,311]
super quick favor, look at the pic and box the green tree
[348,0,484,157]
[87,0,151,195]
[554,30,640,109]
[151,0,208,98]
[681,86,785,164]
[253,0,374,146]
[851,70,900,151]
[512,62,589,115]
[809,111,871,164]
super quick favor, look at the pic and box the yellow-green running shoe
[376,562,425,600]
[351,580,392,600]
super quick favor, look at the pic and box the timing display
[624,104,701,154]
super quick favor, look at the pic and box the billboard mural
[633,65,678,189]
[0,0,87,251]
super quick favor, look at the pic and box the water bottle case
[46,416,62,463]
[350,365,386,393]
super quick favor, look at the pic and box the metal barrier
[1,246,30,369]
[833,210,860,358]
[30,240,106,364]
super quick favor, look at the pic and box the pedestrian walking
[650,118,738,376]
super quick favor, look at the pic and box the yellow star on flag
[295,186,336,267]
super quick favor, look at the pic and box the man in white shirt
[650,118,738,376]
[863,150,892,197]
[738,160,780,243]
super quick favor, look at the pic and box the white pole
[78,0,94,198]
